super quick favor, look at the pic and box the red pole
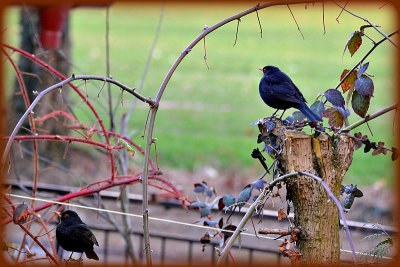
[38,5,70,49]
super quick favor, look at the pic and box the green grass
[3,3,398,186]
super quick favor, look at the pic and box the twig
[18,223,60,265]
[105,6,114,132]
[35,110,79,125]
[5,134,125,151]
[365,120,373,136]
[322,2,326,35]
[2,45,125,183]
[258,227,300,236]
[30,211,58,258]
[3,205,59,265]
[141,107,157,266]
[233,18,241,46]
[335,0,348,23]
[1,74,156,165]
[124,4,164,125]
[255,4,263,38]
[142,108,151,138]
[203,36,210,70]
[118,111,137,263]
[68,125,157,172]
[217,172,296,264]
[153,140,159,170]
[333,1,398,47]
[335,103,398,136]
[154,1,315,104]
[334,30,398,91]
[2,46,41,259]
[287,4,304,39]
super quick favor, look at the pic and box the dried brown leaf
[278,207,287,221]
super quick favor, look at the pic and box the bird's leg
[79,253,84,261]
[279,110,287,120]
[269,109,279,119]
[69,252,74,260]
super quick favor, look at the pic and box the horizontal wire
[7,193,393,260]
[7,193,275,240]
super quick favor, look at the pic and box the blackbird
[259,65,323,122]
[55,210,99,261]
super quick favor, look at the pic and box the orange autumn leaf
[340,69,358,94]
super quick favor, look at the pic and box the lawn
[3,2,398,186]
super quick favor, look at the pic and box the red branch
[30,111,158,172]
[70,125,158,172]
[2,174,186,226]
[3,135,124,151]
[17,223,60,265]
[2,44,116,182]
[2,46,40,206]
[2,207,59,265]
[34,110,80,125]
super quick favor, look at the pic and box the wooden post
[261,120,354,263]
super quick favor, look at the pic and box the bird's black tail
[299,104,323,122]
[85,250,99,261]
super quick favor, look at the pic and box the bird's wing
[269,81,302,105]
[266,72,306,105]
[290,81,307,103]
[74,224,99,247]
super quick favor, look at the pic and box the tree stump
[259,119,354,264]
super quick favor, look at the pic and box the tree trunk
[11,7,71,164]
[261,120,354,264]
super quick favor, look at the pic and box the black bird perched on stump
[259,65,323,122]
[54,210,99,261]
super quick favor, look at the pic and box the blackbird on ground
[54,210,99,261]
[258,65,323,122]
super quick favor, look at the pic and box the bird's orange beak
[53,211,61,217]
[258,67,263,71]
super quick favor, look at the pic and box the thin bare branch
[2,74,156,165]
[141,107,157,266]
[233,18,241,46]
[155,1,318,104]
[97,79,107,98]
[322,2,326,35]
[335,0,348,23]
[258,227,301,236]
[105,6,115,131]
[336,103,398,136]
[17,222,60,265]
[287,4,304,39]
[333,1,398,47]
[255,4,263,38]
[335,30,398,91]
[203,35,210,70]
[124,4,165,124]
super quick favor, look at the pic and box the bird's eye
[64,214,69,218]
